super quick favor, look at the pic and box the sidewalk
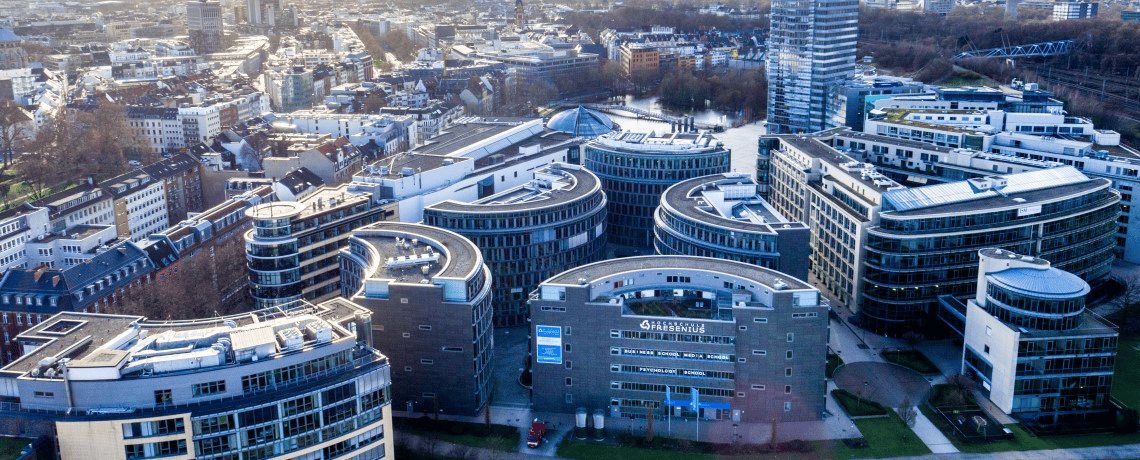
[905,407,958,454]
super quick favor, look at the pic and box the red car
[526,419,546,448]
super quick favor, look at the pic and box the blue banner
[536,325,562,364]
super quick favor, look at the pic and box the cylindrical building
[584,131,730,248]
[339,222,494,416]
[654,172,811,281]
[423,163,607,326]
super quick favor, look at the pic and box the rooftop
[544,255,813,291]
[3,299,371,380]
[881,166,1101,214]
[590,130,726,154]
[425,163,599,213]
[351,222,482,283]
[246,184,370,221]
[661,172,806,233]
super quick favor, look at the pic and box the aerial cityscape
[0,0,1138,458]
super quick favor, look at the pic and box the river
[598,96,765,177]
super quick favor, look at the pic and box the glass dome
[546,106,615,138]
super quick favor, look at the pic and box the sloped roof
[546,106,614,138]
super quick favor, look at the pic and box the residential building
[584,131,731,248]
[261,134,365,186]
[762,133,1119,335]
[0,299,392,460]
[101,169,169,244]
[141,153,205,225]
[953,248,1117,430]
[244,184,395,309]
[619,43,659,78]
[186,0,224,54]
[423,163,608,326]
[529,255,828,424]
[339,222,493,416]
[0,239,154,364]
[766,0,858,134]
[0,205,49,272]
[654,173,811,281]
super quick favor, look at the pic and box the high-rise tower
[766,0,858,134]
[186,0,223,54]
[516,0,526,30]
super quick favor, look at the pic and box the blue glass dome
[546,106,614,138]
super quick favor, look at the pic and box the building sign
[536,325,562,364]
[1017,205,1042,217]
[619,347,732,362]
[639,320,706,334]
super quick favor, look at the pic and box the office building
[954,248,1117,430]
[762,133,1119,335]
[584,131,731,248]
[186,0,223,54]
[423,163,607,327]
[1053,1,1098,20]
[654,173,811,281]
[529,255,828,424]
[0,299,392,460]
[766,0,858,134]
[339,222,493,416]
[244,184,395,309]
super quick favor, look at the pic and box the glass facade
[861,187,1118,335]
[766,0,858,134]
[584,134,730,248]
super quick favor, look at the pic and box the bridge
[552,103,723,131]
[951,40,1073,61]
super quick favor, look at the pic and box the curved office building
[339,222,494,416]
[244,186,388,309]
[654,172,810,281]
[863,167,1118,335]
[585,131,731,247]
[529,255,827,424]
[961,248,1118,429]
[5,299,392,460]
[423,163,607,326]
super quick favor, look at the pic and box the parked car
[526,419,546,448]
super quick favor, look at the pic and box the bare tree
[901,331,926,350]
[898,397,917,428]
[1112,275,1140,333]
[0,100,30,168]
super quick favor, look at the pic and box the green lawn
[832,389,890,417]
[558,440,830,460]
[827,353,844,379]
[0,437,30,459]
[839,411,931,458]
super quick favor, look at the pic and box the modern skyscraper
[766,0,859,134]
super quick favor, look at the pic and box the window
[752,384,766,390]
[566,377,573,386]
[402,332,411,338]
[565,326,571,336]
[33,391,54,398]
[738,326,747,331]
[785,385,792,394]
[565,360,573,369]
[984,345,990,354]
[752,350,767,356]
[192,380,226,397]
[154,389,172,405]
[786,350,793,360]
[564,343,572,352]
[785,368,792,377]
[786,333,794,342]
[565,393,574,403]
[754,317,768,323]
[420,359,434,365]
[418,325,432,331]
[442,347,464,352]
[784,401,792,411]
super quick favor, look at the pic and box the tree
[1112,275,1140,333]
[901,331,926,350]
[0,100,30,168]
[898,397,917,428]
[110,239,250,319]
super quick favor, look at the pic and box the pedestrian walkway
[906,407,958,454]
[889,442,1140,460]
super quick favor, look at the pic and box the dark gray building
[339,222,494,416]
[423,163,607,326]
[654,172,811,281]
[584,131,731,248]
[529,255,827,425]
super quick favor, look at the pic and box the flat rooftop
[590,131,727,154]
[545,255,813,291]
[774,134,900,192]
[4,300,370,379]
[246,184,371,221]
[426,163,599,213]
[662,173,806,233]
[352,223,482,283]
